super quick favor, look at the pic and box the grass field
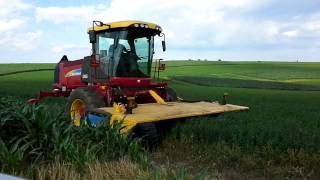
[1,61,320,179]
[0,63,53,74]
[162,61,320,82]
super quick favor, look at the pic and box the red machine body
[32,58,168,106]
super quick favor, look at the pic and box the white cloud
[0,30,43,50]
[0,19,26,32]
[52,43,90,54]
[272,13,320,40]
[282,30,298,38]
[89,0,271,51]
[0,0,30,33]
[1,0,319,61]
[36,5,107,24]
[306,13,320,31]
[34,0,267,26]
[15,30,43,50]
[0,0,31,16]
[0,0,41,51]
[35,0,320,59]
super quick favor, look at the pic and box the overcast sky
[0,0,319,63]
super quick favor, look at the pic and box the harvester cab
[29,20,248,145]
[84,20,165,83]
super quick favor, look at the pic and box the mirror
[158,63,166,71]
[162,41,166,52]
[93,20,104,27]
[96,21,103,26]
[89,31,96,43]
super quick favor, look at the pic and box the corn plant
[0,96,146,174]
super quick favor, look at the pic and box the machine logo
[65,69,81,77]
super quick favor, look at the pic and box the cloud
[0,19,26,32]
[33,0,320,61]
[15,30,43,50]
[0,30,43,50]
[0,0,31,16]
[90,0,275,49]
[90,0,320,53]
[0,0,41,51]
[268,13,320,41]
[282,30,298,38]
[1,0,319,62]
[36,5,107,24]
[33,0,316,49]
[52,43,90,54]
[0,0,30,33]
[34,0,267,25]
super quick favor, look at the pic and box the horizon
[1,59,320,64]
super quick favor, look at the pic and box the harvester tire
[67,87,105,126]
[167,87,178,102]
[130,122,159,150]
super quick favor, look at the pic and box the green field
[163,61,320,83]
[1,61,320,179]
[0,63,54,74]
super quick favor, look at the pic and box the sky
[0,0,319,63]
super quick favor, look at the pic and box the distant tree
[218,59,222,62]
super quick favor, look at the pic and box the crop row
[0,96,145,177]
[169,81,320,153]
[173,76,320,91]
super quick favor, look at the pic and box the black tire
[130,122,159,150]
[166,87,178,102]
[67,87,105,125]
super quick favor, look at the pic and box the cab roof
[88,20,162,32]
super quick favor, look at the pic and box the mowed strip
[172,76,320,91]
[0,69,54,76]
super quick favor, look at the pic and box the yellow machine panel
[88,20,161,32]
[99,101,249,133]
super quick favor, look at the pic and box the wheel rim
[70,99,85,126]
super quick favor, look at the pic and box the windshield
[96,29,154,78]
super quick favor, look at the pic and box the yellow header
[88,20,162,32]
